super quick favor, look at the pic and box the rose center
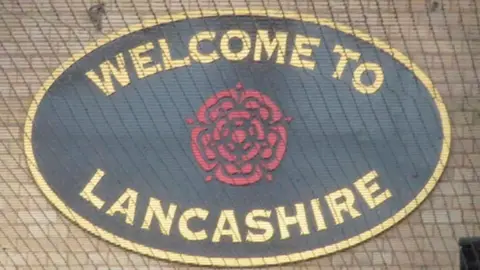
[232,129,247,144]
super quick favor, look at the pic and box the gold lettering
[220,30,251,61]
[178,208,209,241]
[332,44,361,79]
[245,209,274,242]
[310,198,327,231]
[158,39,191,70]
[290,34,321,70]
[325,188,361,225]
[354,170,392,209]
[85,53,130,95]
[276,203,310,240]
[79,169,106,209]
[141,198,177,235]
[129,42,162,79]
[254,30,287,64]
[212,210,242,243]
[105,188,138,225]
[352,62,384,94]
[332,44,384,94]
[189,31,219,63]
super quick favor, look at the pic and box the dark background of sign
[31,16,443,257]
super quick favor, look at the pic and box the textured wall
[0,0,479,269]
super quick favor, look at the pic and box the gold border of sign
[24,9,451,267]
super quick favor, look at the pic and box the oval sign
[25,10,450,267]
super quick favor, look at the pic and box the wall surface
[0,0,479,269]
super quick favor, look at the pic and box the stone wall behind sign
[0,0,479,269]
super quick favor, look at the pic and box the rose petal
[261,148,273,159]
[213,119,227,141]
[191,126,217,171]
[224,164,239,175]
[205,147,216,160]
[218,145,236,162]
[197,90,237,124]
[259,107,269,120]
[242,142,260,161]
[227,111,251,120]
[262,127,288,171]
[267,132,277,146]
[245,100,260,109]
[251,119,264,140]
[201,133,211,146]
[248,126,255,136]
[209,110,220,121]
[241,163,253,173]
[222,128,229,137]
[221,101,234,111]
[215,165,262,186]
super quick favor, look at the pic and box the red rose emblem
[187,83,291,186]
